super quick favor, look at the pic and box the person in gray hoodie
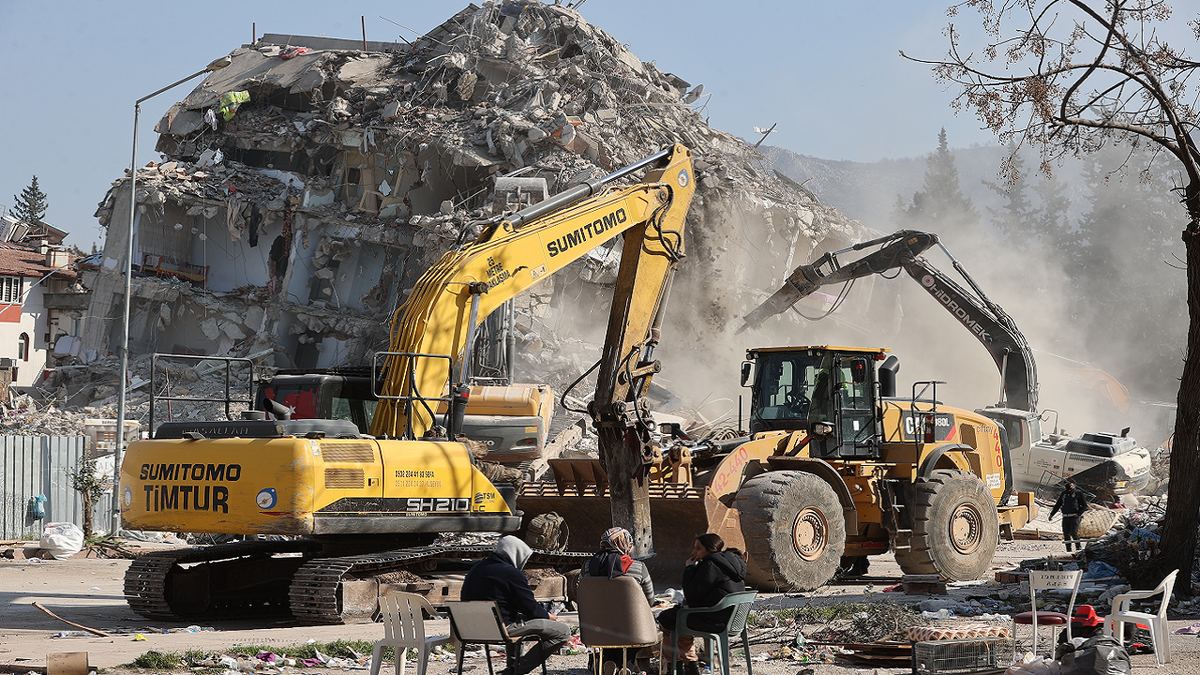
[657,533,748,675]
[461,536,571,675]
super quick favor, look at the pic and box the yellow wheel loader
[519,345,1036,590]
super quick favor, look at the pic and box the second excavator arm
[738,229,1039,412]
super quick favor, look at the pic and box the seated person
[461,536,571,675]
[581,527,654,601]
[580,527,656,673]
[657,534,747,675]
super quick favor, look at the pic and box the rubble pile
[78,0,857,411]
[3,353,259,439]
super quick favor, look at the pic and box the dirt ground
[2,539,1198,675]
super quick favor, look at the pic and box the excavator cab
[747,347,884,460]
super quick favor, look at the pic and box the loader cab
[745,346,886,459]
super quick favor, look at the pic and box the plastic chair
[1104,568,1177,666]
[1011,569,1082,657]
[444,601,548,675]
[670,591,757,675]
[576,576,659,675]
[370,593,451,675]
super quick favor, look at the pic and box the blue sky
[0,1,997,250]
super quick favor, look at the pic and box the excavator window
[332,396,378,434]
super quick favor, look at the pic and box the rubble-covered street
[3,538,1200,675]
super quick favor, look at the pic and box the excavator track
[290,545,590,624]
[124,539,321,620]
[126,540,588,624]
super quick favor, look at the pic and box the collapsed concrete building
[78,1,862,411]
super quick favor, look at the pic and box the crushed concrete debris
[75,0,858,429]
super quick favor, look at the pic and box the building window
[0,276,22,304]
[18,333,30,361]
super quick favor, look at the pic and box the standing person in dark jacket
[461,536,571,675]
[1049,479,1087,552]
[657,533,748,675]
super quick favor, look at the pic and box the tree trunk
[1159,209,1200,596]
[81,492,94,538]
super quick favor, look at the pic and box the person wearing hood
[656,533,748,675]
[461,535,571,675]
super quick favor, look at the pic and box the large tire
[736,470,846,591]
[895,469,999,581]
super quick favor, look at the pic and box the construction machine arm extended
[738,230,1038,412]
[370,145,695,446]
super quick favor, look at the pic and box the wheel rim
[791,507,830,561]
[948,502,984,555]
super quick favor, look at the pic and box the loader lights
[812,422,833,436]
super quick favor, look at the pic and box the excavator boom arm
[739,229,1038,412]
[370,144,695,439]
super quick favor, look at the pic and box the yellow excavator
[120,144,695,623]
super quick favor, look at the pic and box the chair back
[1028,569,1082,641]
[445,601,508,644]
[1029,570,1081,609]
[381,593,437,646]
[1150,569,1178,620]
[577,576,657,647]
[723,592,758,636]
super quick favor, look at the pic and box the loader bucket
[518,458,711,583]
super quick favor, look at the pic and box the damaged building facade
[0,213,86,392]
[82,2,862,392]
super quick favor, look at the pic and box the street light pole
[110,56,232,536]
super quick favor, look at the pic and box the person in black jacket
[657,533,748,675]
[461,536,571,675]
[1049,479,1087,552]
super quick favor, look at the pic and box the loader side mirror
[740,361,753,387]
[849,359,868,384]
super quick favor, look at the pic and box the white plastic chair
[370,593,451,675]
[1104,568,1177,666]
[1012,569,1082,657]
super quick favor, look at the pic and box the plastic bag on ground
[1057,635,1131,675]
[39,522,84,559]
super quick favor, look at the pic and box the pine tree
[12,175,49,224]
[1070,143,1185,396]
[893,128,981,237]
[1032,170,1071,241]
[983,142,1034,248]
